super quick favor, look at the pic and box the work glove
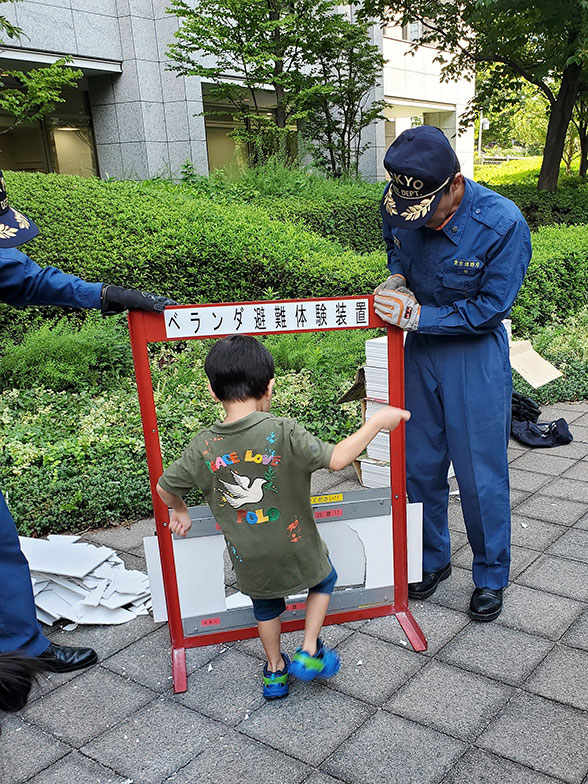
[101,284,177,316]
[374,286,421,331]
[373,274,406,296]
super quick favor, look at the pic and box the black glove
[512,391,541,423]
[101,284,177,316]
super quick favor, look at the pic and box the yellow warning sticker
[310,493,344,505]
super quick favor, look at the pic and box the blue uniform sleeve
[382,219,405,277]
[418,218,532,335]
[0,248,103,309]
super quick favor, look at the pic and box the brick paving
[2,401,588,784]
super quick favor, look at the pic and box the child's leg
[257,615,284,672]
[302,591,331,655]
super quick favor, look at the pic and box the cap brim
[0,207,39,248]
[380,184,445,230]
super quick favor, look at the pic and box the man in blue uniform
[0,172,175,671]
[374,126,531,621]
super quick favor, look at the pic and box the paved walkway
[2,401,588,784]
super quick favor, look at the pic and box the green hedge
[6,172,384,309]
[485,183,588,231]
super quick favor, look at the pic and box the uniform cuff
[417,305,439,333]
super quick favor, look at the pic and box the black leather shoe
[469,587,503,622]
[38,642,98,673]
[408,563,452,599]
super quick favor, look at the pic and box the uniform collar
[437,177,474,246]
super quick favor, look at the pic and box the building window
[0,83,97,177]
[402,21,423,41]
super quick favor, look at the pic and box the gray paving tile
[452,543,539,580]
[47,614,165,661]
[364,601,469,656]
[164,730,308,783]
[567,424,588,443]
[552,402,588,414]
[525,644,588,710]
[514,494,586,526]
[328,630,426,704]
[510,514,566,550]
[238,682,372,765]
[0,714,70,784]
[509,467,551,492]
[532,441,588,459]
[175,648,264,724]
[84,517,156,551]
[517,555,588,601]
[448,501,466,533]
[441,747,565,784]
[311,465,359,494]
[573,411,588,425]
[437,623,553,685]
[540,405,587,423]
[563,609,588,651]
[576,511,588,530]
[102,624,220,691]
[562,461,588,480]
[81,697,224,784]
[304,773,346,784]
[450,530,469,553]
[509,488,530,507]
[498,583,585,640]
[322,711,465,784]
[510,451,577,476]
[541,476,588,504]
[428,566,474,613]
[386,659,512,741]
[547,527,588,562]
[27,751,129,784]
[508,445,528,463]
[23,666,156,747]
[477,691,588,784]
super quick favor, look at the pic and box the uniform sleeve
[158,439,206,497]
[288,422,335,473]
[418,218,532,336]
[0,248,102,309]
[382,218,405,277]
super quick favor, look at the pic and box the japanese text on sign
[165,298,370,339]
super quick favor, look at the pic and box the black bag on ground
[512,391,541,423]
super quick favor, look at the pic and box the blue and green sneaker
[289,638,340,682]
[262,653,290,700]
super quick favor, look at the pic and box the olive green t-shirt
[158,411,335,599]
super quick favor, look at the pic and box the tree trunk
[538,62,582,191]
[578,122,588,178]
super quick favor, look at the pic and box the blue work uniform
[384,178,532,589]
[0,248,102,655]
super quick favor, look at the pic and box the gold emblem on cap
[12,209,30,230]
[0,224,18,239]
[401,195,435,221]
[384,185,398,216]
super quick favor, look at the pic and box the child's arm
[156,482,193,537]
[329,406,410,471]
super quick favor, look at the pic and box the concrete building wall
[0,3,474,181]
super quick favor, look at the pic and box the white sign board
[164,298,370,339]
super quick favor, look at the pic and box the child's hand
[374,406,411,431]
[169,509,192,537]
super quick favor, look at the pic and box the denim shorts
[251,562,338,622]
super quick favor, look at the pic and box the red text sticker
[201,617,221,627]
[286,602,306,612]
[314,508,343,520]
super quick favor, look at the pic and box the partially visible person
[157,335,410,699]
[374,126,531,622]
[0,653,47,712]
[0,170,176,670]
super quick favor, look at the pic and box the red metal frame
[128,295,426,694]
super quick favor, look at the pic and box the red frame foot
[172,646,187,693]
[395,609,428,652]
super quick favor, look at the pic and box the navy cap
[381,126,458,230]
[0,170,39,248]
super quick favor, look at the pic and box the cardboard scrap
[20,536,152,626]
[510,340,563,388]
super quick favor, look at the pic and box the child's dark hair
[205,335,274,402]
[0,653,46,712]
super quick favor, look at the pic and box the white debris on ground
[19,534,151,626]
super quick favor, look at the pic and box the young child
[156,335,409,699]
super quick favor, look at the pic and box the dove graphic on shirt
[219,470,267,509]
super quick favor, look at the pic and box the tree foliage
[367,0,588,191]
[167,0,385,175]
[0,0,82,133]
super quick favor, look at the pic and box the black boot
[469,588,503,622]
